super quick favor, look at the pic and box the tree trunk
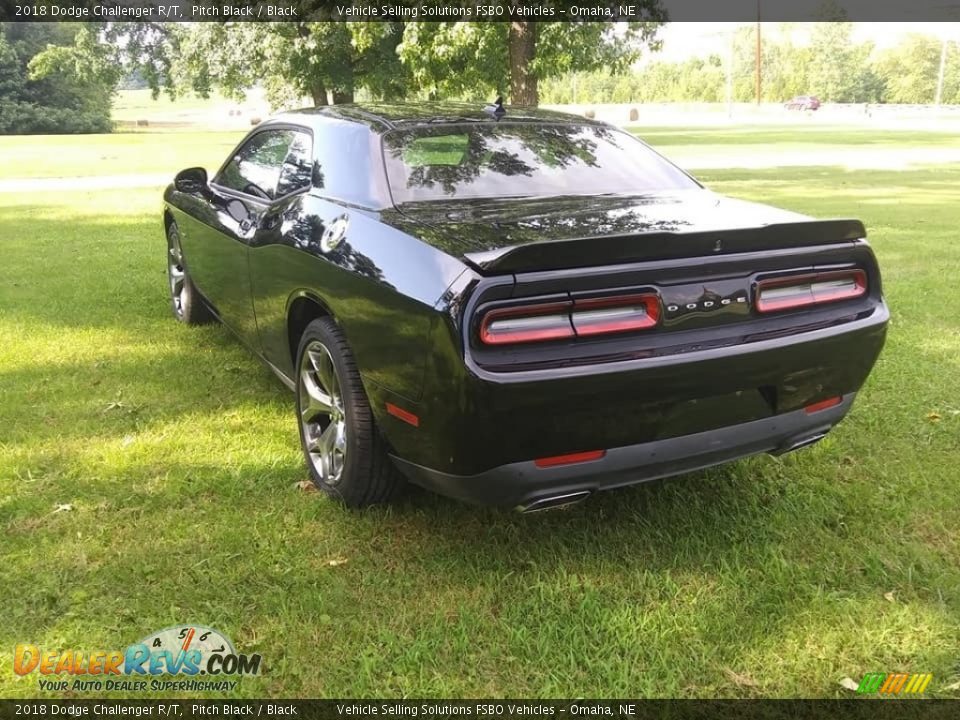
[311,85,328,106]
[332,89,354,104]
[508,20,538,106]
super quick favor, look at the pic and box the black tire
[295,317,405,507]
[166,222,214,325]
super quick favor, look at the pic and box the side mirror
[174,167,207,194]
[225,198,250,224]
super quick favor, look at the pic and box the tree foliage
[3,20,959,136]
[875,35,960,105]
[131,19,664,109]
[0,22,115,134]
[542,24,956,106]
[159,22,408,107]
[397,20,664,105]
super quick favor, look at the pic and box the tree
[0,22,116,134]
[397,17,665,106]
[162,22,408,108]
[726,22,882,103]
[107,22,180,100]
[874,35,959,104]
[28,21,120,90]
[807,22,862,102]
[534,24,955,107]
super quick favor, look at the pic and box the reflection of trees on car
[219,131,293,198]
[216,129,313,200]
[283,207,393,289]
[382,124,667,201]
[399,132,537,196]
[276,133,313,197]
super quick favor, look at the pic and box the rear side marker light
[386,402,419,427]
[535,450,606,468]
[805,396,842,414]
[479,294,660,346]
[756,270,867,313]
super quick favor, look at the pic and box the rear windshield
[381,123,698,204]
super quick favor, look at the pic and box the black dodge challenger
[162,103,888,511]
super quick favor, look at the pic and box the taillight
[480,301,574,345]
[571,294,660,336]
[479,293,660,346]
[755,269,867,313]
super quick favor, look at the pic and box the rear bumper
[391,394,855,509]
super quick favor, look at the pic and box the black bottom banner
[1,700,958,720]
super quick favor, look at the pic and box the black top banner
[1,0,960,22]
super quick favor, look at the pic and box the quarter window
[276,131,314,197]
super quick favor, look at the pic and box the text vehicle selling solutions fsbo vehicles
[162,102,888,511]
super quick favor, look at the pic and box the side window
[276,131,313,197]
[216,130,294,199]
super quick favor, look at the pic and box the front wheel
[295,317,405,507]
[166,222,213,325]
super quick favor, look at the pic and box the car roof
[272,102,608,132]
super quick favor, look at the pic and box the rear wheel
[296,317,404,507]
[166,222,213,325]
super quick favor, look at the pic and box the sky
[653,22,960,63]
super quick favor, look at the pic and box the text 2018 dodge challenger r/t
[162,102,887,511]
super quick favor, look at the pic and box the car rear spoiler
[462,219,867,275]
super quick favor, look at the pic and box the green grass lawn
[1,127,958,699]
[629,124,960,148]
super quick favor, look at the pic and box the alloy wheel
[167,231,186,318]
[299,340,348,485]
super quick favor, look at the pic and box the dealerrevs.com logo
[14,625,262,693]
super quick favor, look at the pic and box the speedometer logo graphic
[139,625,235,660]
[128,625,261,676]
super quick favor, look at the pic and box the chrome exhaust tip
[772,431,828,456]
[518,490,591,513]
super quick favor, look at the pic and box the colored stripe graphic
[857,673,886,693]
[865,672,933,695]
[889,674,909,694]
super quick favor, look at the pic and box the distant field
[0,131,240,180]
[4,93,959,183]
[631,125,960,148]
[112,88,227,117]
[1,124,958,699]
[1,87,245,181]
[4,124,960,184]
[111,88,269,132]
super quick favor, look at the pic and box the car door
[245,130,318,371]
[178,128,297,348]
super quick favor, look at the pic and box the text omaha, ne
[336,4,642,18]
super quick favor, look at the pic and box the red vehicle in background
[786,95,821,111]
